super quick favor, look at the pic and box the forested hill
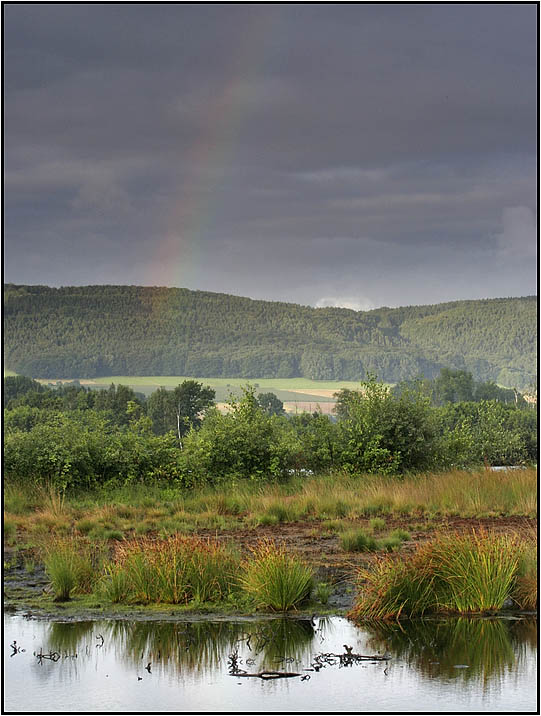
[3,285,537,388]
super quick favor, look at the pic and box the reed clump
[239,539,313,611]
[340,527,411,553]
[350,530,526,620]
[512,539,537,610]
[41,536,101,601]
[340,528,379,552]
[101,535,239,605]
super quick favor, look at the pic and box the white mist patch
[315,296,375,312]
[497,206,537,259]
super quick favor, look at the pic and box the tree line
[4,373,536,491]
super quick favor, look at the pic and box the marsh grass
[4,468,536,547]
[350,530,525,620]
[429,532,520,613]
[75,518,99,535]
[240,539,313,611]
[4,484,41,514]
[379,535,403,552]
[38,483,66,518]
[340,527,411,553]
[340,528,379,552]
[3,518,17,543]
[103,535,239,605]
[512,540,537,610]
[313,581,332,605]
[41,536,102,601]
[100,564,131,603]
[390,528,411,541]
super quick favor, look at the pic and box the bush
[434,401,534,467]
[334,377,436,474]
[3,410,185,490]
[180,388,300,482]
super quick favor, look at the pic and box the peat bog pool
[3,614,537,713]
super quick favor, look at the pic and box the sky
[3,3,538,310]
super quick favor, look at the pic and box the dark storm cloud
[4,4,537,308]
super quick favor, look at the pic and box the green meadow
[31,375,369,401]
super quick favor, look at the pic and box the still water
[3,614,537,713]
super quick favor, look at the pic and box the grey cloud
[3,4,537,308]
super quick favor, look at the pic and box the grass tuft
[512,540,537,610]
[240,539,313,611]
[104,535,239,605]
[41,536,101,601]
[350,529,525,620]
[369,517,386,532]
[340,528,379,552]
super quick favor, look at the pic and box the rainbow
[151,7,284,289]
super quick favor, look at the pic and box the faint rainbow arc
[152,9,283,290]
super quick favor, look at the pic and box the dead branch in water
[230,671,301,679]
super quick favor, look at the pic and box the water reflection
[46,617,323,675]
[42,615,535,688]
[364,617,533,687]
[5,615,537,712]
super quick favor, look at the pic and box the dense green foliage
[4,374,536,491]
[393,368,526,406]
[4,284,537,387]
[146,381,215,437]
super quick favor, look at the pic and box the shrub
[334,377,436,474]
[240,539,313,611]
[180,388,300,483]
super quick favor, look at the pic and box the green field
[24,375,371,402]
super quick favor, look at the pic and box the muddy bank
[3,515,535,621]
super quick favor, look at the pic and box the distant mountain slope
[3,285,537,388]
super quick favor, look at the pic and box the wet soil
[197,514,537,570]
[3,515,536,621]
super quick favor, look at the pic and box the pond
[3,614,537,713]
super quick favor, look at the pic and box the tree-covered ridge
[3,285,537,387]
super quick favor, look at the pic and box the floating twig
[35,648,61,664]
[231,671,301,680]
